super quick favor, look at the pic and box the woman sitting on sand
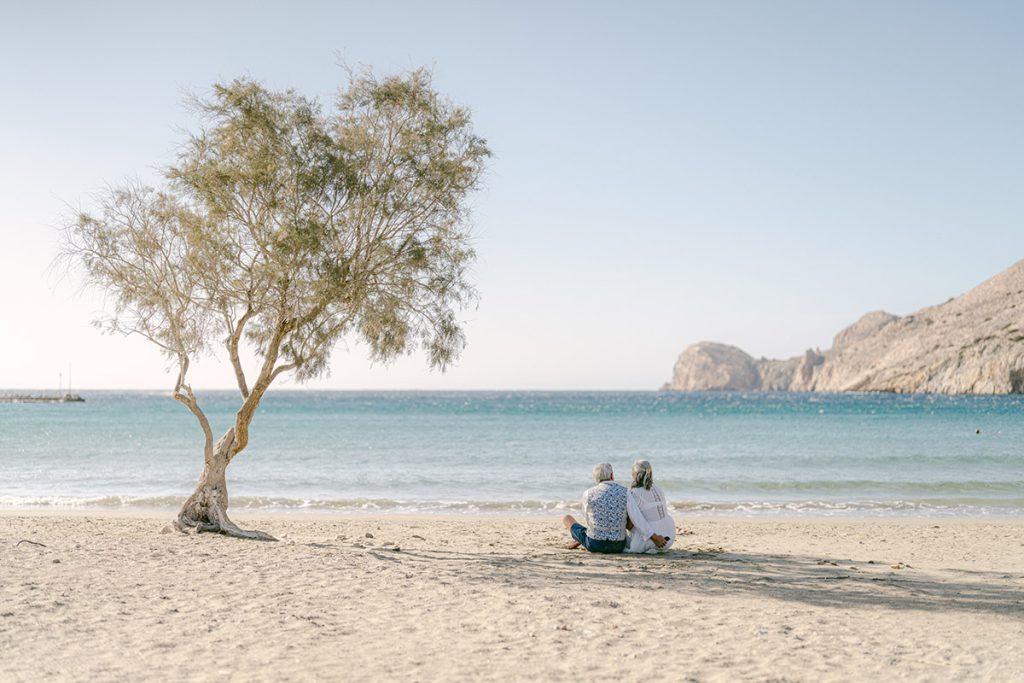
[625,459,676,554]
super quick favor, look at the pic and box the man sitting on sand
[562,462,668,553]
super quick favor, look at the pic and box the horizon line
[0,387,664,393]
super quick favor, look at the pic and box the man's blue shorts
[570,523,626,554]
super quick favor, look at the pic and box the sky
[0,1,1022,391]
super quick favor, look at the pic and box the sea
[1,391,1022,517]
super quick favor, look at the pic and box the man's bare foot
[564,540,581,549]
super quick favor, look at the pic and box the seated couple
[562,459,675,554]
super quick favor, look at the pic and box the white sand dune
[2,513,1022,681]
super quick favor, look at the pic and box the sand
[1,512,1022,682]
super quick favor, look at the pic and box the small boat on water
[2,367,87,403]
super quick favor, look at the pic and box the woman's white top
[625,484,675,554]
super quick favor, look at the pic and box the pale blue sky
[1,1,1021,390]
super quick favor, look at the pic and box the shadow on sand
[364,545,1024,617]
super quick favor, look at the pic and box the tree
[62,68,489,540]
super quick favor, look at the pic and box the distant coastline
[0,393,84,403]
[663,259,1024,394]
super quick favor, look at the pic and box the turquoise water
[1,391,1022,516]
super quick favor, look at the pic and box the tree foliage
[62,68,488,536]
[68,66,488,386]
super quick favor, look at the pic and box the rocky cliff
[663,259,1024,394]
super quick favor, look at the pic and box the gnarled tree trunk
[170,320,290,542]
[174,428,276,541]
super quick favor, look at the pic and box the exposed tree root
[217,521,278,542]
[174,512,277,541]
[175,484,277,541]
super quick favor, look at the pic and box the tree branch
[270,362,297,382]
[229,318,293,459]
[225,306,253,399]
[171,354,214,461]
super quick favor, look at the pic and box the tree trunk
[174,429,276,541]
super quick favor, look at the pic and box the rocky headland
[662,259,1024,394]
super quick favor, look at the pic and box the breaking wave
[1,494,1021,517]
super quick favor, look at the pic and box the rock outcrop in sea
[662,259,1024,394]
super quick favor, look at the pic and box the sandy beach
[1,512,1022,681]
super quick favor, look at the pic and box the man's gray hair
[631,459,654,490]
[592,462,614,483]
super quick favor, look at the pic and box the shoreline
[4,507,1024,524]
[2,501,1022,520]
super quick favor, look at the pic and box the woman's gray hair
[631,459,654,490]
[592,462,614,483]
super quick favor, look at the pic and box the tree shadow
[378,546,1024,617]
